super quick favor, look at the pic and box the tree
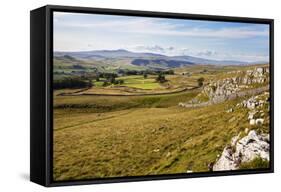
[109,77,116,84]
[53,78,91,90]
[197,77,205,87]
[88,79,93,88]
[143,73,148,79]
[167,69,174,75]
[156,73,167,83]
[103,81,110,87]
[119,79,124,84]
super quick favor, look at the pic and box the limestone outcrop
[213,130,270,171]
[179,67,269,108]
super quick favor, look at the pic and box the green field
[117,75,162,89]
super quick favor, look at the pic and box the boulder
[178,102,184,107]
[226,108,234,113]
[256,118,264,125]
[213,130,269,171]
[256,67,264,74]
[248,111,257,120]
[236,130,269,162]
[212,146,237,171]
[247,99,256,109]
[249,119,255,125]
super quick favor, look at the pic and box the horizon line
[53,48,270,64]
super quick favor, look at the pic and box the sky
[53,12,270,62]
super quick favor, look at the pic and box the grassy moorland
[53,64,270,181]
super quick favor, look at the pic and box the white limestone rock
[250,119,256,125]
[212,146,237,171]
[213,130,269,171]
[256,118,264,125]
[248,110,257,120]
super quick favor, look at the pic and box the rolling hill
[54,49,261,73]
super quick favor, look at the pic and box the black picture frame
[30,5,274,187]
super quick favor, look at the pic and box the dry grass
[53,64,270,181]
[53,95,270,181]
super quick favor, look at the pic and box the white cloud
[55,14,268,39]
[53,13,269,62]
[129,45,183,56]
[127,44,268,62]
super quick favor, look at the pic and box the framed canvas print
[30,5,274,187]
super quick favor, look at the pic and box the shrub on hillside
[239,157,269,169]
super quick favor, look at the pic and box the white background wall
[0,0,279,191]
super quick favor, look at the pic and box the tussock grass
[53,97,258,181]
[53,64,270,181]
[239,157,269,169]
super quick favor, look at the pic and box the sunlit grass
[53,64,270,181]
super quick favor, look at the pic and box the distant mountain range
[54,49,264,69]
[55,49,166,59]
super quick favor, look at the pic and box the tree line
[117,69,174,76]
[53,78,92,89]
